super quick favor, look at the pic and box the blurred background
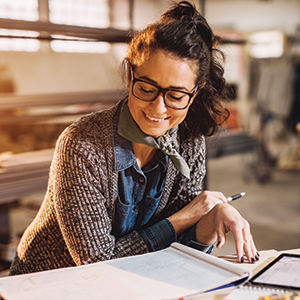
[0,0,299,275]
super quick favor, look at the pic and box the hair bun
[161,1,197,22]
[182,15,195,23]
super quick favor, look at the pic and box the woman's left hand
[196,203,259,263]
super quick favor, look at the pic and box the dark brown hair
[126,1,229,140]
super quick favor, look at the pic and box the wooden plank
[0,18,130,43]
[0,89,127,110]
[0,149,53,204]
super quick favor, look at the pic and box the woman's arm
[165,136,226,238]
[165,137,258,262]
[167,191,227,235]
[52,130,149,265]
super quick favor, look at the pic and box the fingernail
[216,241,220,247]
[256,252,260,257]
[255,255,259,261]
[240,257,244,263]
[251,257,255,264]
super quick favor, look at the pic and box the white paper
[0,263,194,300]
[0,243,251,300]
[106,246,247,292]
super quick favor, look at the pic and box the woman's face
[127,50,197,138]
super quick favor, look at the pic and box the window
[0,0,111,53]
[0,0,40,51]
[0,29,40,52]
[49,0,111,53]
[49,0,109,28]
[0,0,39,21]
[248,31,284,59]
[50,35,110,53]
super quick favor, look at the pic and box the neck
[132,142,157,169]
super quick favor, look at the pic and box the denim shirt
[113,134,168,238]
[112,112,212,253]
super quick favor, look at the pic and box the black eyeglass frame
[130,65,198,110]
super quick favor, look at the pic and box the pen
[227,192,245,202]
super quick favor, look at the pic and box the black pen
[227,192,245,202]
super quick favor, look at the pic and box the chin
[141,127,166,138]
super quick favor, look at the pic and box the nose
[151,93,167,113]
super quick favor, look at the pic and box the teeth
[146,114,164,122]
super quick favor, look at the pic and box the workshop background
[0,0,299,276]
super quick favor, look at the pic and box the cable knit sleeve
[9,103,150,275]
[52,115,149,265]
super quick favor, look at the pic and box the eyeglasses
[130,65,198,110]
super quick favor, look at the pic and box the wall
[0,49,125,95]
[206,0,300,35]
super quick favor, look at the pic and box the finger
[252,240,260,261]
[243,231,259,263]
[202,191,227,204]
[215,220,226,249]
[216,235,226,249]
[243,236,255,263]
[195,192,226,215]
[240,220,259,263]
[231,227,245,263]
[236,235,245,263]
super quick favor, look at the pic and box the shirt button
[139,177,145,183]
[133,206,139,212]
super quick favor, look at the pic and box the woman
[9,1,258,275]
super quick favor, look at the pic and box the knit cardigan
[9,99,206,275]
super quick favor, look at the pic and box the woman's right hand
[196,203,258,263]
[167,191,227,236]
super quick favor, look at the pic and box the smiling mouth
[145,114,167,123]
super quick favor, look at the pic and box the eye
[140,86,155,94]
[167,92,186,102]
[136,82,157,95]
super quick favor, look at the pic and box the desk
[190,248,300,300]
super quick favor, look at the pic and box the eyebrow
[137,74,190,92]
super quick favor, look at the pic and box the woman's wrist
[196,205,218,245]
[167,204,205,236]
[167,214,195,236]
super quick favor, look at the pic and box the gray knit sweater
[9,99,206,275]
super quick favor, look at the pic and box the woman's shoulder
[75,100,122,129]
[56,99,124,150]
[65,100,122,134]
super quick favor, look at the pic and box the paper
[107,247,242,292]
[0,244,251,300]
[0,262,194,300]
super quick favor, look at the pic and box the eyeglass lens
[133,80,191,109]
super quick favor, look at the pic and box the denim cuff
[187,240,214,254]
[179,223,214,254]
[138,218,177,252]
